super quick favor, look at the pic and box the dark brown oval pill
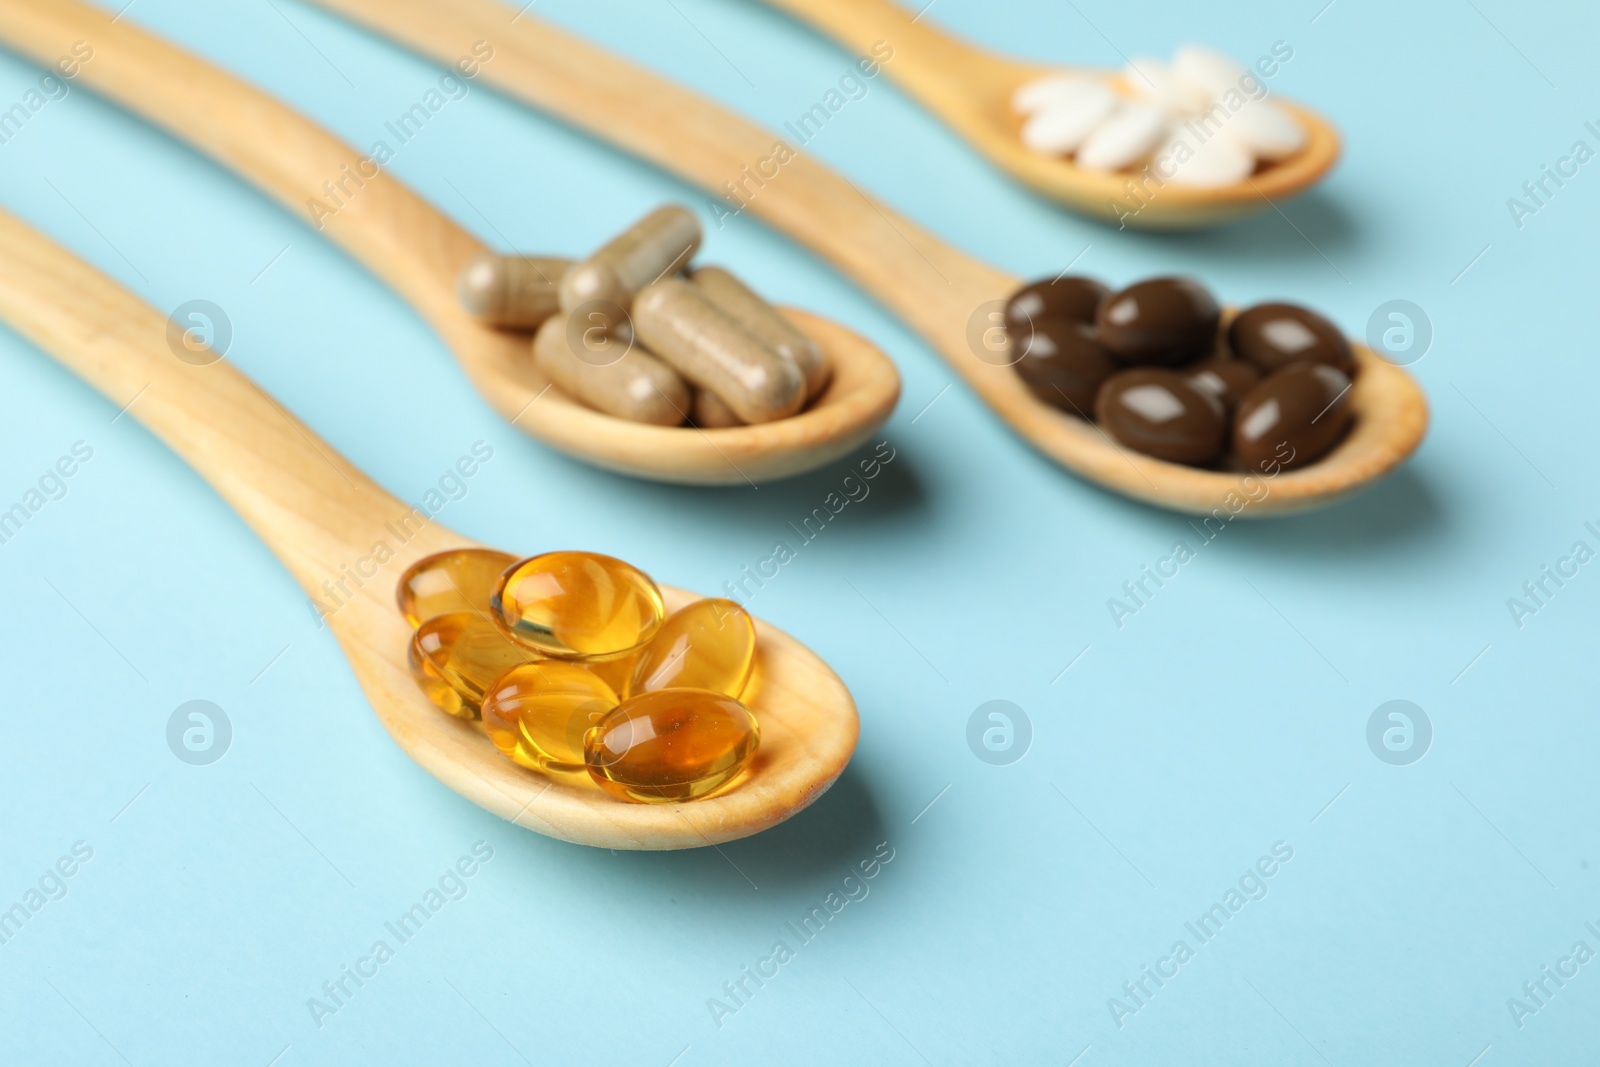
[1228,302,1354,375]
[1186,357,1261,411]
[1004,276,1109,334]
[1012,319,1119,415]
[1096,277,1220,366]
[1233,362,1354,472]
[1095,368,1227,465]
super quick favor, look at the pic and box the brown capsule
[533,311,688,426]
[1004,275,1109,333]
[560,204,702,332]
[1096,277,1221,366]
[1185,357,1261,411]
[632,277,805,424]
[1229,302,1354,375]
[1233,362,1354,472]
[456,254,571,329]
[1095,368,1227,465]
[691,389,744,428]
[691,266,830,399]
[1011,318,1119,416]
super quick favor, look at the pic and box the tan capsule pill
[691,266,830,399]
[632,278,805,424]
[560,205,702,332]
[691,389,744,428]
[457,254,571,329]
[533,310,689,426]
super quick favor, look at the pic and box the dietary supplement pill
[584,688,760,803]
[457,254,571,329]
[1005,275,1109,334]
[1095,368,1227,464]
[1233,362,1353,471]
[397,549,517,628]
[1228,302,1355,376]
[629,598,755,699]
[1096,277,1221,365]
[533,311,689,426]
[560,204,702,332]
[1185,356,1261,411]
[409,611,538,720]
[1012,318,1119,415]
[492,551,665,659]
[481,661,620,773]
[633,277,805,424]
[691,266,830,399]
[691,388,743,428]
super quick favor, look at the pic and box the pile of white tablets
[1012,46,1307,186]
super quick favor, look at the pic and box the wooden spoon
[757,0,1342,228]
[295,0,1426,516]
[0,205,858,849]
[0,0,899,488]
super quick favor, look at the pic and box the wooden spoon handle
[0,206,405,584]
[759,0,1024,90]
[0,0,483,334]
[312,0,1016,364]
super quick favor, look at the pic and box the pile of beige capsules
[399,547,760,803]
[1005,275,1356,472]
[458,204,829,428]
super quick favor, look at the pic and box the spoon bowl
[0,206,859,849]
[0,0,900,486]
[758,0,1342,228]
[299,0,1426,516]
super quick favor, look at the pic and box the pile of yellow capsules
[398,548,760,804]
[457,203,830,427]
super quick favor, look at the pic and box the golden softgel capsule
[397,549,517,628]
[691,266,830,399]
[481,662,619,773]
[492,551,665,659]
[633,277,805,424]
[533,311,689,426]
[629,598,755,698]
[408,612,538,719]
[560,204,702,332]
[585,689,760,803]
[457,254,571,329]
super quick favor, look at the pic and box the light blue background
[0,0,1595,1063]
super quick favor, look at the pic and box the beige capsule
[691,388,743,428]
[632,278,805,424]
[691,266,830,399]
[533,310,689,426]
[456,254,571,329]
[560,204,702,332]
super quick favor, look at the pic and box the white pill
[1123,57,1209,115]
[1075,102,1170,172]
[1012,73,1095,115]
[1227,100,1306,160]
[1019,81,1118,154]
[1172,44,1248,101]
[1158,130,1255,187]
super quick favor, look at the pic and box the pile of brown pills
[1005,275,1355,472]
[456,204,830,428]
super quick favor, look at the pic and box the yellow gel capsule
[408,612,539,720]
[628,598,755,698]
[397,549,517,628]
[481,662,619,773]
[584,689,759,803]
[491,551,664,659]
